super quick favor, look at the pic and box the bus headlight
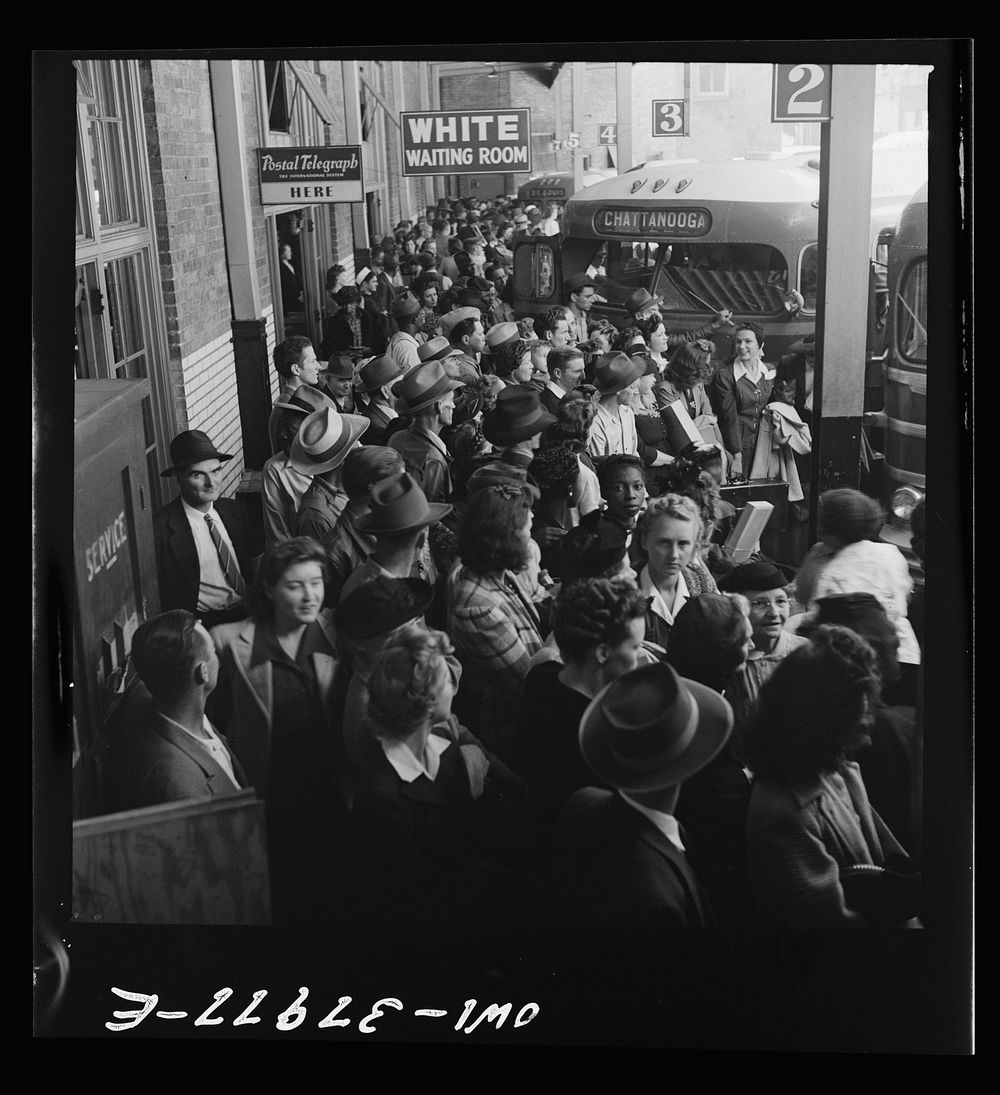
[889,485,923,523]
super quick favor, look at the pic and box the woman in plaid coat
[447,482,546,760]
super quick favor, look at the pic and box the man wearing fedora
[386,292,423,374]
[290,404,371,544]
[153,430,259,630]
[316,353,357,415]
[354,354,405,446]
[482,386,557,470]
[321,446,405,605]
[340,470,452,605]
[552,661,733,932]
[268,335,322,456]
[387,360,464,505]
[263,386,336,547]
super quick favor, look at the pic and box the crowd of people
[97,193,924,947]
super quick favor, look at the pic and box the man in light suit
[100,610,245,813]
[153,430,259,631]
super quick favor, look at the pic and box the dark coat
[153,496,257,616]
[552,787,715,933]
[99,687,246,814]
[320,307,389,357]
[538,384,564,418]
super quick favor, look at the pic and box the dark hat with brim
[355,470,452,534]
[594,351,645,395]
[357,354,405,394]
[718,560,790,593]
[465,461,540,502]
[625,287,663,316]
[564,272,599,294]
[579,661,734,793]
[391,359,464,416]
[161,430,233,476]
[391,291,422,319]
[482,386,556,446]
[334,576,435,641]
[322,354,356,381]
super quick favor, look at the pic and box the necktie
[205,513,246,598]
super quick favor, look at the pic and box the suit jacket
[538,384,565,418]
[153,496,257,615]
[552,787,715,931]
[209,612,339,797]
[100,689,246,814]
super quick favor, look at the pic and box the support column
[811,64,877,528]
[210,60,270,471]
[571,61,586,194]
[615,62,633,174]
[343,61,370,259]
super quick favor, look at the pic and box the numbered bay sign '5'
[772,64,832,123]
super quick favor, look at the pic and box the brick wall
[145,59,243,474]
[180,329,244,496]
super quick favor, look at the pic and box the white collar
[381,733,450,783]
[733,360,775,383]
[639,565,689,623]
[181,498,217,521]
[159,712,216,745]
[619,792,685,852]
[546,379,567,399]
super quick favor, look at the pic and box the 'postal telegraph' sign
[257,146,364,204]
[400,109,531,176]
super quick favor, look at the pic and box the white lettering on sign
[404,147,475,168]
[405,114,524,145]
[260,152,359,174]
[85,511,128,582]
[478,146,529,165]
[594,207,712,237]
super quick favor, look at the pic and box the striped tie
[205,513,246,598]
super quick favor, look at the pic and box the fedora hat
[391,360,463,416]
[288,405,370,476]
[579,661,733,793]
[357,354,405,394]
[624,287,663,316]
[161,430,233,477]
[335,576,434,642]
[482,386,556,447]
[355,470,452,534]
[391,291,422,319]
[417,336,465,365]
[439,306,482,336]
[593,351,645,395]
[322,354,355,381]
[485,321,520,352]
[273,385,337,415]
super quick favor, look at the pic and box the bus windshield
[653,242,789,315]
[896,257,927,364]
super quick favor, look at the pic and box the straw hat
[288,405,370,476]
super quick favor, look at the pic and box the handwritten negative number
[786,65,825,116]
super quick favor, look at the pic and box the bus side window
[607,240,656,291]
[799,244,818,314]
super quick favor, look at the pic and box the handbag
[840,853,922,926]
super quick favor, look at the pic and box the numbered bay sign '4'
[772,64,832,123]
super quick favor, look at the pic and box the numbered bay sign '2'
[772,64,832,123]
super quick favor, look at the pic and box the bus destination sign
[593,206,712,238]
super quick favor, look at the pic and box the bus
[875,181,927,559]
[512,148,924,365]
[516,168,616,206]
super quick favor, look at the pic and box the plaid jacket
[447,565,545,755]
